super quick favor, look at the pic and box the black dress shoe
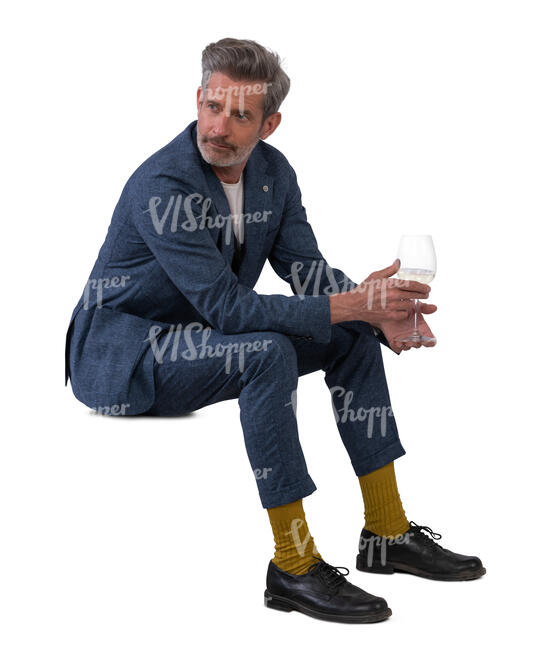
[264,555,392,624]
[356,521,486,581]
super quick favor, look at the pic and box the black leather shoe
[356,521,486,581]
[264,555,392,623]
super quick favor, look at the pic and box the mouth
[208,141,232,150]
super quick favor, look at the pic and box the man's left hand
[378,302,438,354]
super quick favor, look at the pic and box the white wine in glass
[396,235,436,343]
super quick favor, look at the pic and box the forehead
[203,71,268,112]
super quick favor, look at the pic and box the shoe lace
[307,555,350,593]
[409,521,444,550]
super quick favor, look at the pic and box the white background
[1,1,541,647]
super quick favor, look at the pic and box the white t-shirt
[220,171,244,246]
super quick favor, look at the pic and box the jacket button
[263,185,268,192]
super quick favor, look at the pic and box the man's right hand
[342,259,435,329]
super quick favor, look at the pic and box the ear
[196,86,202,112]
[259,112,282,140]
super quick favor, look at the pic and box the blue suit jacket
[65,119,384,415]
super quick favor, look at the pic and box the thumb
[366,258,401,281]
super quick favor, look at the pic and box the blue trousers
[143,320,406,508]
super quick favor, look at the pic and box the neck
[212,161,247,184]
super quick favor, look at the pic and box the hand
[378,302,438,353]
[349,259,432,326]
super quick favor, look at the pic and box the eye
[236,112,248,121]
[207,102,218,111]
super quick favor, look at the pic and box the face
[196,71,281,168]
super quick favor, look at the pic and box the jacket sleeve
[131,172,332,343]
[268,165,396,351]
[268,165,358,299]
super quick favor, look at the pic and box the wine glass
[396,234,437,343]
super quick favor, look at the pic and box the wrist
[329,291,355,325]
[329,291,385,327]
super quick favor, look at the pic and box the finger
[386,310,411,321]
[392,339,412,352]
[390,279,431,294]
[366,259,401,281]
[381,299,413,310]
[419,303,438,314]
[366,303,412,320]
[395,300,437,316]
[389,289,431,301]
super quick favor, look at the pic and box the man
[65,38,485,624]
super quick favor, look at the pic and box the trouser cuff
[351,440,406,477]
[258,474,317,509]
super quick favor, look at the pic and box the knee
[249,331,298,374]
[262,331,297,362]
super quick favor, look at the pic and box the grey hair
[200,38,290,122]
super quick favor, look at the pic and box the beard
[196,126,261,167]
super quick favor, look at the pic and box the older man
[65,37,485,624]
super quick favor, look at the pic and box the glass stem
[413,299,419,334]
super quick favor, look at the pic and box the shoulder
[123,121,203,200]
[257,138,293,172]
[256,138,297,190]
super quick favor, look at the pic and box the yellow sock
[267,498,323,575]
[358,462,410,538]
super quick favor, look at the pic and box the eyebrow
[205,99,254,118]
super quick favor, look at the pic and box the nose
[211,111,230,138]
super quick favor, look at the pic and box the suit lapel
[197,134,273,283]
[239,145,273,283]
[200,164,236,266]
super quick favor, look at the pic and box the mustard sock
[358,462,410,539]
[267,498,323,575]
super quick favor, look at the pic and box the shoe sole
[356,553,486,581]
[264,589,392,624]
